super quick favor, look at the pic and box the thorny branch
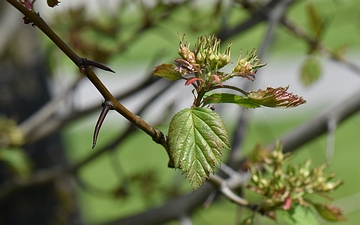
[6,0,168,149]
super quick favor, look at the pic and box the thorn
[78,58,115,73]
[93,101,112,148]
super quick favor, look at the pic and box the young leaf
[151,63,182,81]
[283,205,320,225]
[168,107,230,190]
[300,57,322,86]
[203,93,261,108]
[248,87,306,108]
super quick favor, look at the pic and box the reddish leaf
[248,86,306,108]
[185,77,202,86]
[152,64,183,81]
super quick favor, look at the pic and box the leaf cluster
[152,35,306,190]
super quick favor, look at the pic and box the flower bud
[232,49,266,80]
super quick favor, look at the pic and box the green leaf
[300,57,322,86]
[151,63,182,81]
[203,93,261,108]
[283,205,320,225]
[168,107,230,190]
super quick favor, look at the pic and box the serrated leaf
[300,57,322,86]
[168,107,230,190]
[151,63,182,81]
[203,93,261,108]
[283,205,320,225]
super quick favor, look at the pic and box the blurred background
[0,0,360,224]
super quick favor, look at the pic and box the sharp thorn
[92,102,111,148]
[79,58,115,73]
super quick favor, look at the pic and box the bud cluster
[247,142,343,217]
[232,49,266,80]
[177,34,232,74]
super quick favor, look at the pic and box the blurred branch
[217,0,296,41]
[278,88,360,154]
[0,77,174,204]
[280,17,360,75]
[21,75,161,145]
[19,76,82,141]
[257,0,293,57]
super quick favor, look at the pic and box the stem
[194,88,207,107]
